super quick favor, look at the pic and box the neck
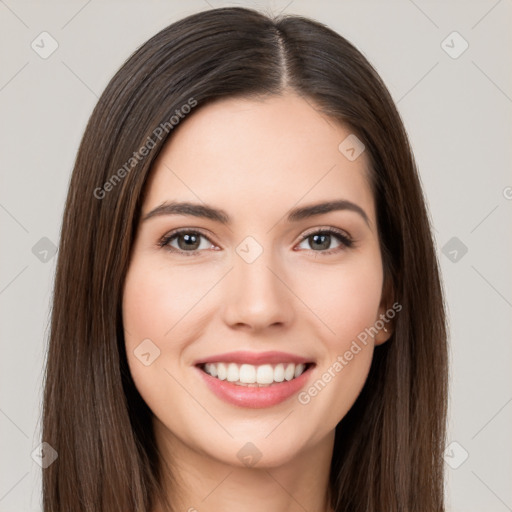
[152,418,335,512]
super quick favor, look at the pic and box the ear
[373,274,395,346]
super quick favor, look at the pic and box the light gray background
[1,1,511,510]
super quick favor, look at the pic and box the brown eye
[159,230,216,255]
[297,229,353,254]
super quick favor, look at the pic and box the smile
[193,351,316,408]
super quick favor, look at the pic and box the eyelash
[157,227,354,257]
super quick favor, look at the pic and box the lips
[193,350,316,408]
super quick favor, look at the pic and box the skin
[122,92,393,512]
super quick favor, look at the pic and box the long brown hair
[43,7,448,511]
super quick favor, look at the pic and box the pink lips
[193,350,315,409]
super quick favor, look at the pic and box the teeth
[240,364,256,383]
[294,363,305,378]
[204,363,218,378]
[284,363,295,381]
[274,363,285,382]
[202,362,308,385]
[227,363,239,382]
[216,362,227,380]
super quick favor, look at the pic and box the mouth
[193,351,316,408]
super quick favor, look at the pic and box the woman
[43,7,448,512]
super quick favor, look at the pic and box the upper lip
[194,350,314,366]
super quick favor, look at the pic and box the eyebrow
[142,199,370,227]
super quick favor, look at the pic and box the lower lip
[195,365,314,409]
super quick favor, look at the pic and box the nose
[221,247,295,332]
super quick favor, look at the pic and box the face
[122,92,392,469]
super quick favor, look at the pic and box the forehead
[143,93,375,224]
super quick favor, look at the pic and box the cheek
[121,258,224,406]
[122,258,218,341]
[122,262,189,432]
[294,252,384,344]
[122,260,184,384]
[292,252,383,421]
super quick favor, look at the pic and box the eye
[158,229,217,256]
[296,228,353,255]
